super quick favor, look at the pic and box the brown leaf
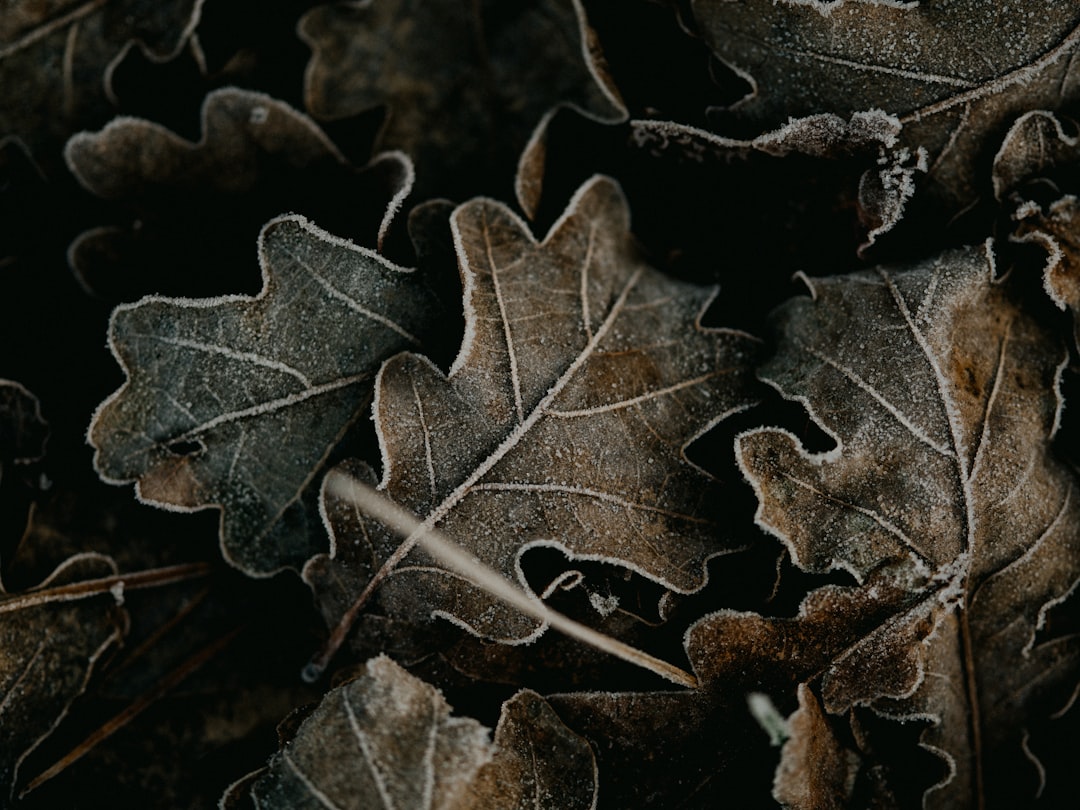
[89,214,440,575]
[0,0,202,170]
[691,245,1080,806]
[773,684,860,810]
[0,553,125,799]
[298,0,626,201]
[992,111,1080,347]
[991,110,1080,201]
[64,87,413,300]
[305,175,760,644]
[1012,194,1080,349]
[230,655,596,810]
[691,0,1080,209]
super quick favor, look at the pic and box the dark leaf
[298,0,626,201]
[65,87,412,300]
[89,214,440,575]
[0,0,203,170]
[232,655,596,810]
[692,0,1080,209]
[0,553,124,800]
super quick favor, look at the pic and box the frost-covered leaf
[629,112,920,251]
[772,684,860,810]
[232,655,595,810]
[298,0,626,200]
[992,111,1080,346]
[692,0,1080,208]
[1013,194,1080,349]
[0,553,125,800]
[691,245,1080,806]
[992,110,1080,201]
[89,215,440,575]
[0,0,203,169]
[64,87,412,300]
[306,175,760,643]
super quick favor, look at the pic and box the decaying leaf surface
[0,553,125,799]
[691,0,1080,207]
[306,175,760,643]
[690,245,1080,806]
[64,87,413,300]
[0,0,203,169]
[298,0,626,200]
[234,655,595,810]
[89,214,440,576]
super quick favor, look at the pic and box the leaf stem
[304,471,698,689]
[0,562,212,614]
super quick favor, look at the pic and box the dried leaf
[0,0,203,169]
[232,655,595,810]
[692,0,1080,208]
[992,111,1080,346]
[306,175,760,643]
[629,112,920,251]
[991,110,1080,201]
[691,245,1080,806]
[64,87,413,300]
[1013,195,1080,348]
[773,684,859,810]
[0,553,124,799]
[298,0,626,200]
[89,214,440,575]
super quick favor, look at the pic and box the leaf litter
[4,2,1080,808]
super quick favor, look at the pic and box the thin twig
[0,562,213,614]
[20,626,243,798]
[304,472,698,689]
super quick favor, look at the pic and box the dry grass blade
[307,471,698,689]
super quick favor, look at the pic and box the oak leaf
[64,87,414,300]
[0,0,203,170]
[690,244,1080,806]
[992,111,1080,347]
[629,111,921,250]
[0,553,125,800]
[89,214,440,575]
[691,0,1080,208]
[298,0,626,201]
[229,655,596,810]
[305,175,760,643]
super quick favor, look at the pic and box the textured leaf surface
[298,0,625,200]
[89,215,440,575]
[0,0,203,169]
[692,0,1080,207]
[64,87,413,299]
[993,111,1080,347]
[306,175,760,642]
[238,655,595,810]
[690,245,1080,806]
[0,553,124,799]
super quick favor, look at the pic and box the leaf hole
[166,438,206,457]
